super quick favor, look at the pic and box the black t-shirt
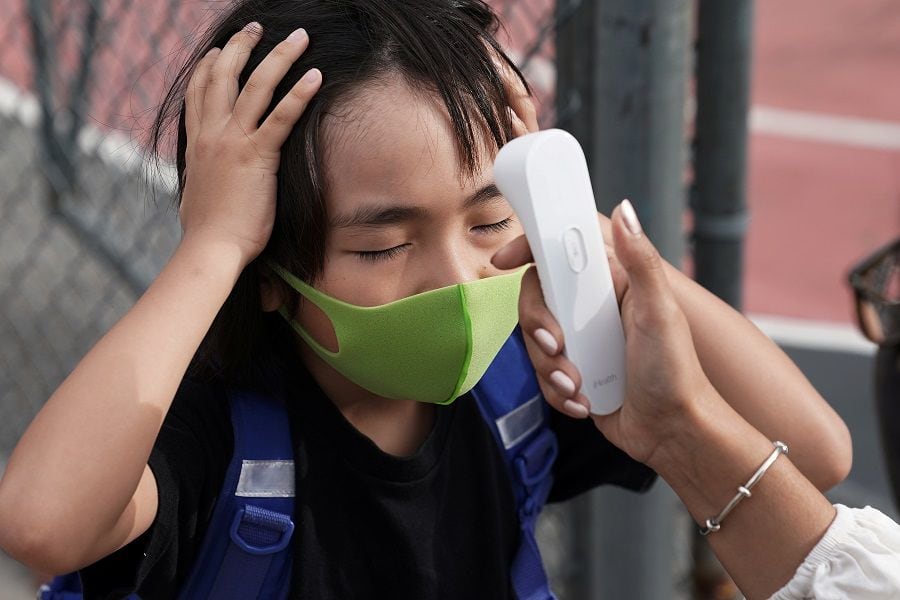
[79,368,655,599]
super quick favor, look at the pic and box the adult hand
[589,202,713,464]
[493,200,714,465]
[179,22,322,268]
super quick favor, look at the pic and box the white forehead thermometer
[494,129,626,415]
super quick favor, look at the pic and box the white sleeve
[768,504,900,600]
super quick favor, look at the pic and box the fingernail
[287,28,307,44]
[243,21,262,34]
[563,399,590,419]
[533,328,558,354]
[302,68,321,84]
[550,370,577,397]
[621,199,642,236]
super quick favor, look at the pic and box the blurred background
[0,0,898,598]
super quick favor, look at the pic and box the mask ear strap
[266,261,363,314]
[266,262,325,307]
[265,261,342,357]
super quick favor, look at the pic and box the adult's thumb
[610,199,671,301]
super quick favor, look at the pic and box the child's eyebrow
[331,183,504,229]
[464,183,503,210]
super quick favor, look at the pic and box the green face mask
[268,263,528,404]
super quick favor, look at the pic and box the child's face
[296,76,523,351]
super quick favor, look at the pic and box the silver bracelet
[699,440,789,536]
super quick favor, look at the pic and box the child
[0,1,860,598]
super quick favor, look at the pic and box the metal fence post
[690,0,754,310]
[557,0,692,597]
[688,3,755,593]
[27,0,104,205]
[558,0,691,256]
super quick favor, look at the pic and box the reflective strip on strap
[495,393,544,450]
[235,460,295,498]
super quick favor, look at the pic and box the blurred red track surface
[0,0,896,325]
[748,0,900,323]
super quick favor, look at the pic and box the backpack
[40,328,559,599]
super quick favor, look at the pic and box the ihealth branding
[592,374,618,389]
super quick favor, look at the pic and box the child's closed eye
[471,216,515,234]
[353,217,515,262]
[355,244,411,262]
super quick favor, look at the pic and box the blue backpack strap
[177,387,295,600]
[42,573,141,600]
[38,573,93,600]
[472,327,559,600]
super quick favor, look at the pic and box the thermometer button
[563,227,588,273]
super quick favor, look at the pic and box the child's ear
[259,275,285,313]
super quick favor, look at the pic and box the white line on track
[0,74,176,191]
[749,313,877,356]
[751,105,900,151]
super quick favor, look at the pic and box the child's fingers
[205,22,264,119]
[256,68,322,147]
[510,87,539,134]
[497,57,539,133]
[232,28,310,133]
[506,107,529,138]
[185,48,220,145]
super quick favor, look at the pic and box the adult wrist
[645,384,775,520]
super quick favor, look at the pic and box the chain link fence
[0,0,578,595]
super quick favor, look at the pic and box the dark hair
[149,0,529,387]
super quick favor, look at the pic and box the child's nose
[415,243,485,294]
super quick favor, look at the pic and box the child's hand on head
[492,50,538,136]
[179,22,322,267]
